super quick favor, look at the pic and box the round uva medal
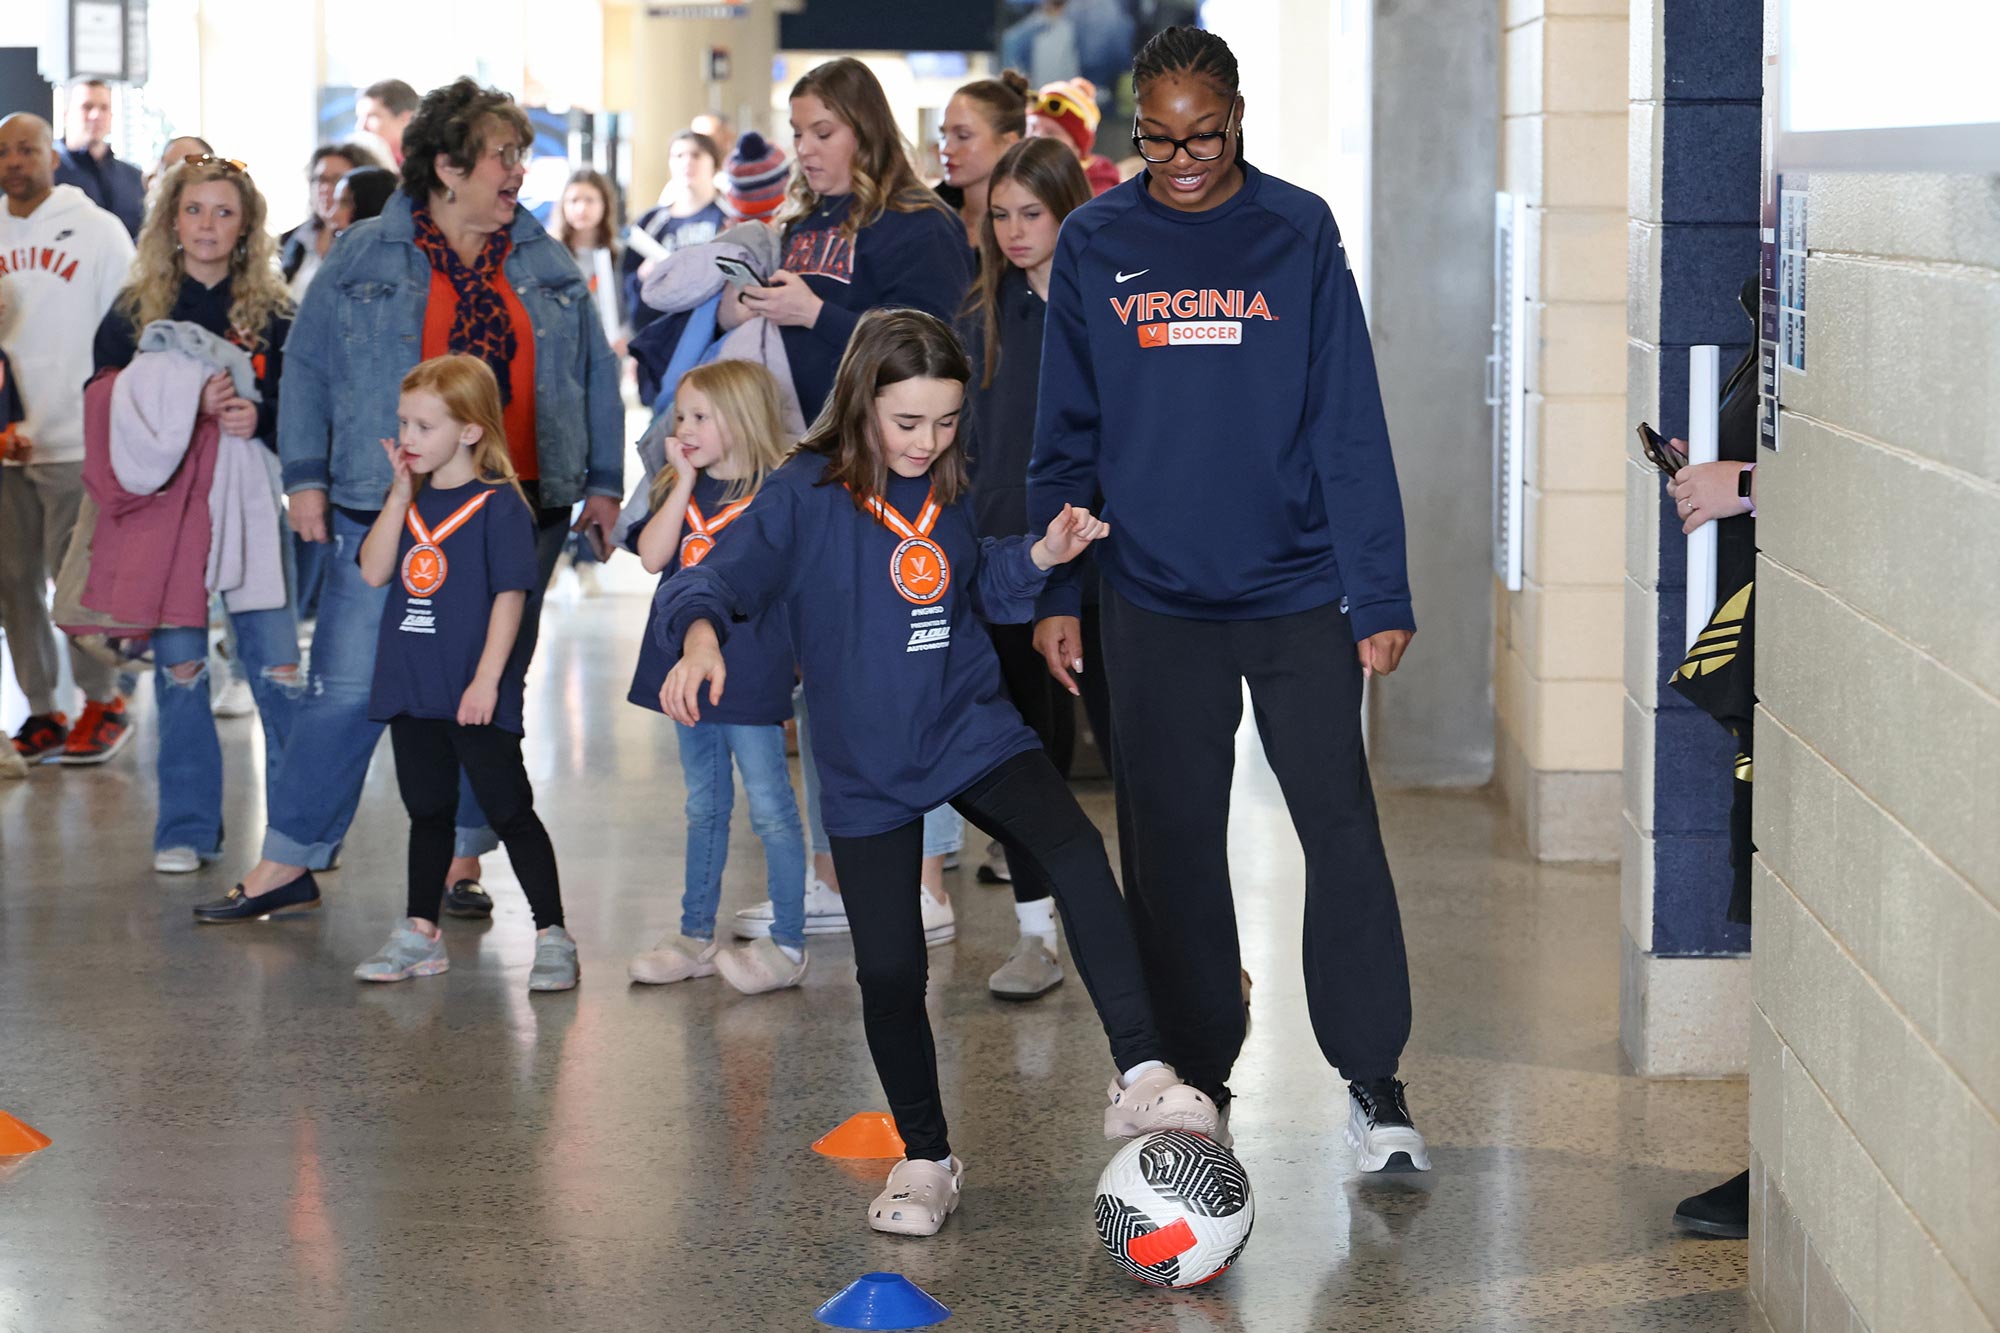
[402,542,447,597]
[891,536,951,604]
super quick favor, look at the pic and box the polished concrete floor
[0,567,1750,1332]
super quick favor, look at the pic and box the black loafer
[442,879,494,919]
[1673,1170,1750,1238]
[193,872,322,924]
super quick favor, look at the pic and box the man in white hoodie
[0,113,135,765]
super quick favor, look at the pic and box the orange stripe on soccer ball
[1125,1218,1197,1269]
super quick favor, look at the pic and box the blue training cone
[813,1272,951,1329]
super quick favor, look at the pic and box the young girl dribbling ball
[354,355,577,992]
[656,309,1219,1237]
[625,360,810,994]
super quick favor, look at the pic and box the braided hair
[1132,26,1246,164]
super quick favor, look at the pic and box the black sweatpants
[828,748,1166,1161]
[391,716,565,930]
[1098,587,1411,1102]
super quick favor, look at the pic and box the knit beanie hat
[721,131,788,221]
[1031,78,1103,159]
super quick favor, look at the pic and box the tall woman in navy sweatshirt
[657,310,1219,1238]
[1027,27,1432,1175]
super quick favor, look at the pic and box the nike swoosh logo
[1115,269,1150,283]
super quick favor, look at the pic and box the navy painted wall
[1647,1,1762,956]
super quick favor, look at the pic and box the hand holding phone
[1636,422,1688,476]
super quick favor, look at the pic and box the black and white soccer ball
[1093,1130,1254,1287]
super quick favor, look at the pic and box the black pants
[828,748,1165,1160]
[392,716,564,930]
[1099,587,1411,1102]
[985,623,1060,906]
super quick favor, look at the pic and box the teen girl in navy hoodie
[657,309,1219,1238]
[1028,27,1431,1174]
[958,137,1097,1003]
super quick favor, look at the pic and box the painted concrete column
[625,0,778,212]
[1619,0,1763,1075]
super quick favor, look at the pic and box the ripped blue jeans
[151,607,302,857]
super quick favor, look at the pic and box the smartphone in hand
[1636,422,1688,475]
[714,256,768,289]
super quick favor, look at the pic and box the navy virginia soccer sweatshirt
[1027,162,1414,639]
[779,194,974,420]
[653,454,1045,837]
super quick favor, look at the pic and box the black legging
[828,748,1165,1160]
[392,716,564,930]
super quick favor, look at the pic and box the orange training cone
[0,1111,51,1155]
[812,1112,906,1159]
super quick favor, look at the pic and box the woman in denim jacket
[196,78,623,924]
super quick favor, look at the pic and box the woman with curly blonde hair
[92,153,303,875]
[95,154,294,441]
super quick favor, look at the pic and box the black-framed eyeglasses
[185,153,248,173]
[1131,116,1236,164]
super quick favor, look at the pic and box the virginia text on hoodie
[0,184,135,466]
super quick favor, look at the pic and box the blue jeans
[152,607,302,855]
[260,510,564,867]
[676,720,806,950]
[793,685,962,858]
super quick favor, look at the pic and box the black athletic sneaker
[1347,1078,1432,1172]
[442,879,494,919]
[1673,1170,1749,1238]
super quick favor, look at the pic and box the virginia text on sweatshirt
[1026,163,1413,639]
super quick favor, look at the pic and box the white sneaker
[1105,1065,1227,1144]
[153,846,202,874]
[628,933,718,984]
[1347,1079,1431,1172]
[715,937,808,994]
[868,1155,964,1237]
[734,878,848,939]
[920,884,955,947]
[210,676,255,718]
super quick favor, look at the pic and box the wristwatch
[1738,463,1757,516]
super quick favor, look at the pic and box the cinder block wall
[1495,0,1631,861]
[1748,171,2000,1332]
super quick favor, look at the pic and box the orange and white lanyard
[406,489,493,548]
[680,495,755,568]
[858,485,942,541]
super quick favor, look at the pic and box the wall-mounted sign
[59,0,148,83]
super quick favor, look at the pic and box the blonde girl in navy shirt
[354,355,576,992]
[625,360,809,994]
[657,309,1219,1237]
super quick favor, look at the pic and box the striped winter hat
[721,131,788,220]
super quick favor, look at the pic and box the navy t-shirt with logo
[653,454,1048,837]
[369,480,540,734]
[628,470,795,726]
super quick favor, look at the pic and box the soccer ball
[1093,1131,1254,1287]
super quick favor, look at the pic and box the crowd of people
[0,29,1435,1236]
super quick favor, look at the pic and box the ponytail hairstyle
[951,68,1031,142]
[648,359,796,509]
[776,58,956,238]
[965,139,1090,388]
[1132,26,1247,165]
[799,308,971,510]
[398,355,529,511]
